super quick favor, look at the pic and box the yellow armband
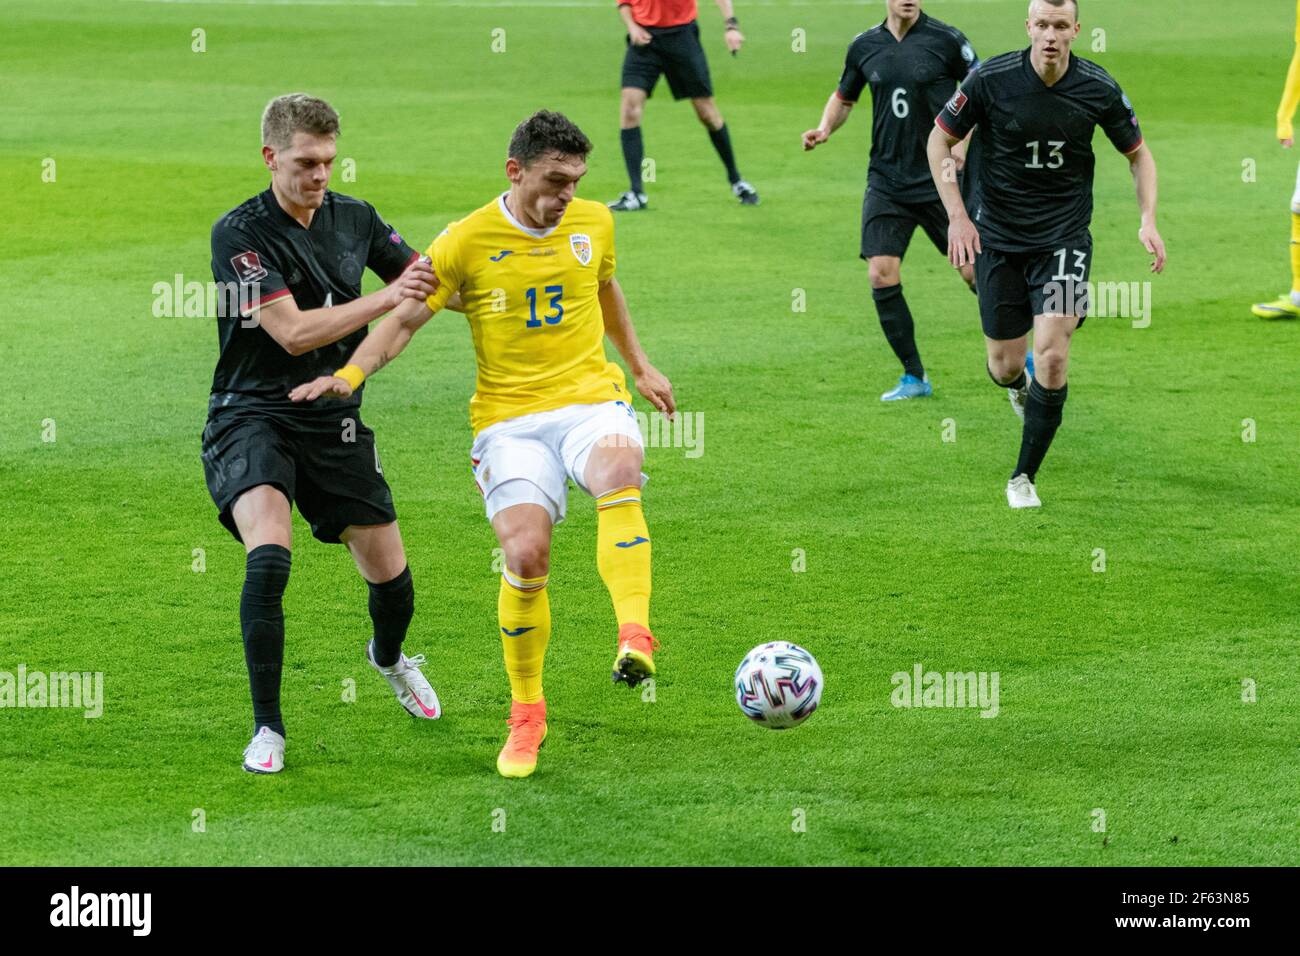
[334,364,365,390]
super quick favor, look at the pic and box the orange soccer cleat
[496,699,547,779]
[611,623,659,688]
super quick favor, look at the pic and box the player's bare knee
[505,538,550,580]
[986,347,1025,384]
[592,465,642,497]
[233,485,292,550]
[960,264,976,291]
[1034,348,1069,387]
[868,258,900,289]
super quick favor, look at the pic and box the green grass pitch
[2,0,1298,866]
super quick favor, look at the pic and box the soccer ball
[734,641,823,729]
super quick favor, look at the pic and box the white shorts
[470,401,646,524]
[1291,160,1300,212]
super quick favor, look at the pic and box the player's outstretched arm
[927,125,980,268]
[1126,144,1166,274]
[287,296,434,402]
[598,278,676,418]
[802,92,852,151]
[256,256,436,356]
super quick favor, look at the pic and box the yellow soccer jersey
[424,195,628,434]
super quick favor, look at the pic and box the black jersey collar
[879,10,927,43]
[1022,45,1077,90]
[260,185,327,232]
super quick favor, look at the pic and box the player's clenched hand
[628,24,653,46]
[724,27,744,55]
[948,215,981,268]
[802,128,829,151]
[288,375,353,403]
[1283,138,1295,149]
[1139,223,1167,274]
[383,257,438,311]
[634,365,676,419]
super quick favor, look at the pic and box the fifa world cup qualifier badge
[570,233,592,266]
[231,251,268,283]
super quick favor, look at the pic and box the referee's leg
[691,96,743,187]
[619,86,649,195]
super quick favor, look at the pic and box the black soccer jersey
[936,49,1144,253]
[837,12,978,203]
[208,189,418,410]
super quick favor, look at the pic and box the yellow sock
[595,485,651,628]
[1289,212,1300,295]
[498,569,550,704]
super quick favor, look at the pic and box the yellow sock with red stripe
[1289,212,1300,296]
[498,569,550,704]
[595,485,651,627]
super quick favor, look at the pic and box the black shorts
[200,402,397,544]
[860,190,950,261]
[974,235,1094,340]
[621,20,713,100]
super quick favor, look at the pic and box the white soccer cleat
[1009,380,1030,421]
[242,726,285,774]
[608,190,648,212]
[732,180,760,205]
[367,639,441,719]
[1006,474,1042,509]
[1009,355,1034,421]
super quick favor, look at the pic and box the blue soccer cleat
[881,373,932,402]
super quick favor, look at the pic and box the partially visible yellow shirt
[424,195,628,435]
[1278,0,1300,141]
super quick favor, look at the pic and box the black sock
[241,544,291,737]
[368,566,415,667]
[620,127,645,194]
[872,284,923,379]
[707,124,741,184]
[988,364,1027,390]
[1014,380,1068,481]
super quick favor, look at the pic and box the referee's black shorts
[621,20,713,100]
[201,400,397,544]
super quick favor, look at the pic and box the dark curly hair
[508,110,593,166]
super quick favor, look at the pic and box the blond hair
[261,93,339,150]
